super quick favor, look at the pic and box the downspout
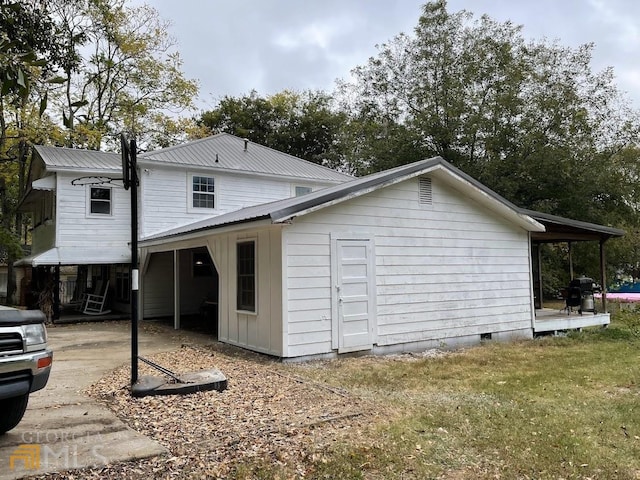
[174,249,180,329]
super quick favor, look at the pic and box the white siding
[142,227,284,356]
[283,176,534,357]
[209,227,284,356]
[140,166,334,238]
[56,172,130,248]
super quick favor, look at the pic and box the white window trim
[187,172,217,213]
[235,237,257,315]
[85,185,114,218]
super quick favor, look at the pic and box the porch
[533,307,610,335]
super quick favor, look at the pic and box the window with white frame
[192,175,215,209]
[294,185,312,197]
[236,240,256,312]
[89,187,111,215]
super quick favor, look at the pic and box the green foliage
[0,1,58,105]
[339,0,640,225]
[0,225,23,259]
[48,0,199,150]
[199,90,347,166]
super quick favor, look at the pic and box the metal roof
[33,145,121,173]
[141,156,545,244]
[138,133,353,183]
[521,209,625,242]
[14,246,131,266]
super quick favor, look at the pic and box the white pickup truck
[0,306,53,434]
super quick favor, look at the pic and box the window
[90,187,111,214]
[294,185,312,197]
[115,266,130,303]
[236,241,256,312]
[192,175,215,209]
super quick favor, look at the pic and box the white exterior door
[335,238,374,353]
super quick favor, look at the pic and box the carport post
[600,239,607,313]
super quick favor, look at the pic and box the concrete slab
[0,320,215,479]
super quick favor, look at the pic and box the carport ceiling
[521,209,625,243]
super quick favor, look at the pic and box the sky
[141,0,640,112]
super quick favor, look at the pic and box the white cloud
[272,16,358,51]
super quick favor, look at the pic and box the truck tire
[0,394,29,434]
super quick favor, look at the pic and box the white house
[16,134,623,359]
[139,157,550,358]
[16,134,352,314]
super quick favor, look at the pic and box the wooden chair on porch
[82,280,111,315]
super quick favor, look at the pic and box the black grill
[0,332,24,354]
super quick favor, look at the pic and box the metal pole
[568,241,574,280]
[130,139,139,385]
[600,239,607,313]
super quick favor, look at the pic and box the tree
[198,90,347,167]
[48,0,199,150]
[338,0,640,223]
[0,0,63,303]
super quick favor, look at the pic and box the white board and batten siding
[282,174,534,358]
[205,228,283,356]
[141,230,285,356]
[140,166,334,238]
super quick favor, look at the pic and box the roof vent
[419,177,432,205]
[243,138,248,151]
[215,153,219,163]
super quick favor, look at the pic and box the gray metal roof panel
[34,145,121,172]
[138,133,353,183]
[519,208,625,238]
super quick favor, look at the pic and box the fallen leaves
[37,343,380,479]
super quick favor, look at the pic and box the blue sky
[141,0,640,111]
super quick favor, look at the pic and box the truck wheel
[0,394,29,434]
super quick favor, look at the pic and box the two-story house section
[15,133,353,317]
[137,134,353,238]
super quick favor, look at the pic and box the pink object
[595,292,640,302]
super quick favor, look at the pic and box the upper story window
[192,175,215,209]
[294,185,312,197]
[89,187,111,215]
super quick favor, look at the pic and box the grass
[279,309,640,479]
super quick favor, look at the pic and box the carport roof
[521,209,624,243]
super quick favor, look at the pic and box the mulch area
[32,338,384,479]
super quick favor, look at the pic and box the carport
[141,245,218,335]
[522,209,625,314]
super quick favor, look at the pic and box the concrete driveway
[0,320,214,479]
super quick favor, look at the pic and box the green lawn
[278,309,640,479]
